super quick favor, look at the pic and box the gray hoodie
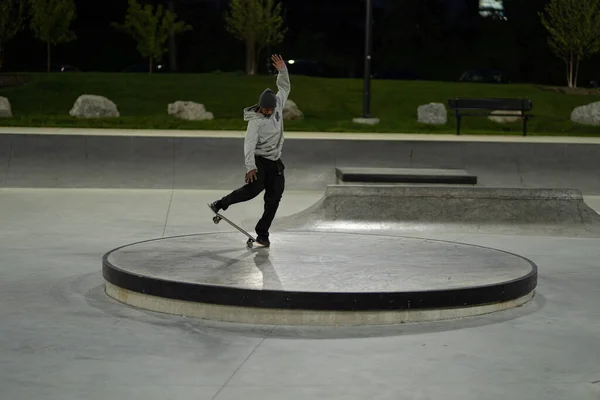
[243,66,291,172]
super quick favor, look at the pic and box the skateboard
[207,203,258,249]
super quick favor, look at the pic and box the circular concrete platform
[102,232,537,325]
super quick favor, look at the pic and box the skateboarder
[209,54,291,247]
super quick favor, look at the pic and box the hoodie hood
[244,104,266,121]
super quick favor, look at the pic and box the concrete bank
[1,129,599,194]
[273,185,600,237]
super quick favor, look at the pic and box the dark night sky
[7,0,412,72]
[10,0,581,87]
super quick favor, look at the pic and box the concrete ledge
[335,167,478,185]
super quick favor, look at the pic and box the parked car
[459,68,509,83]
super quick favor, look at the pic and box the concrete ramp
[274,185,600,237]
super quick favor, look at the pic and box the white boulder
[0,97,12,118]
[69,95,119,118]
[488,110,522,123]
[283,99,303,120]
[571,101,600,126]
[168,101,214,121]
[418,102,447,125]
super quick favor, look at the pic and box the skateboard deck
[207,203,258,249]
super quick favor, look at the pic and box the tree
[112,0,192,74]
[0,0,27,71]
[28,0,77,72]
[224,0,287,75]
[539,0,600,88]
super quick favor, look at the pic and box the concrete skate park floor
[2,124,600,400]
[2,187,600,399]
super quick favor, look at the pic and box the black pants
[220,156,285,240]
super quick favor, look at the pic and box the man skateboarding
[209,54,291,248]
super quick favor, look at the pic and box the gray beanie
[259,88,277,108]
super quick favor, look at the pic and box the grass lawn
[1,71,600,136]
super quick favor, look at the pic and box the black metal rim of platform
[101,233,538,312]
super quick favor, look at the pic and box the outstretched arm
[272,54,290,105]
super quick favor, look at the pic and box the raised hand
[271,54,286,71]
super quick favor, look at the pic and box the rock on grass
[0,97,12,117]
[418,102,447,125]
[168,101,214,120]
[571,101,600,126]
[69,95,120,118]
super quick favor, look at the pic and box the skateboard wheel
[246,239,253,248]
[212,216,220,224]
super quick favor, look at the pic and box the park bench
[448,98,534,136]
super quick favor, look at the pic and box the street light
[363,0,372,118]
[354,0,379,125]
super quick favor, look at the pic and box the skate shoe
[209,200,226,213]
[255,236,270,247]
